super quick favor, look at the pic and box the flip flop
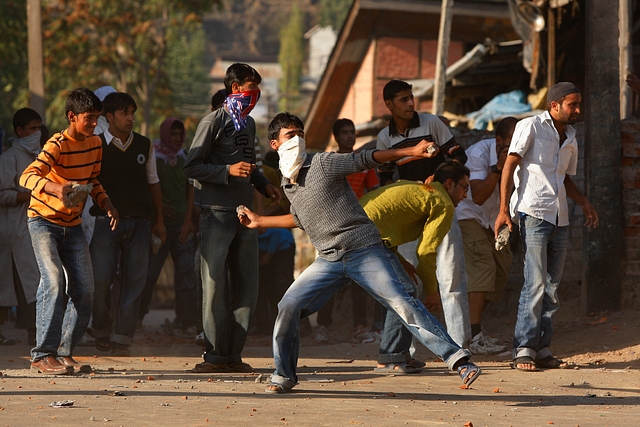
[226,362,253,373]
[457,361,482,386]
[407,358,426,369]
[94,336,111,352]
[374,363,422,375]
[536,355,569,369]
[511,356,539,372]
[265,382,292,394]
[0,335,16,346]
[191,362,228,373]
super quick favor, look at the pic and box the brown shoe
[30,355,73,375]
[57,356,92,373]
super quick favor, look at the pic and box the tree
[40,0,219,134]
[318,0,352,30]
[278,3,305,112]
[0,0,29,141]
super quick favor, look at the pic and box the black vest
[90,132,154,218]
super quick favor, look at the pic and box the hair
[65,88,103,123]
[494,116,519,140]
[433,161,470,185]
[102,92,137,116]
[13,108,42,134]
[171,120,185,132]
[332,118,355,139]
[224,63,262,93]
[211,89,226,110]
[383,80,412,101]
[268,112,304,141]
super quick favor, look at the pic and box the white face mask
[17,131,42,154]
[277,135,307,183]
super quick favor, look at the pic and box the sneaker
[313,325,329,343]
[361,330,382,344]
[469,331,506,355]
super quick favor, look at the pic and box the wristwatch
[491,164,502,175]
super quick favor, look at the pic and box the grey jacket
[184,108,271,210]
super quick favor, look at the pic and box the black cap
[548,82,580,103]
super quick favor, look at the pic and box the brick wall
[621,118,640,308]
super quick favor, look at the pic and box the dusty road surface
[1,300,639,427]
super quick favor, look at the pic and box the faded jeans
[90,216,151,346]
[270,243,469,389]
[513,213,568,361]
[379,216,471,364]
[28,217,94,361]
[199,209,258,364]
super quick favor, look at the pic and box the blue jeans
[379,216,471,363]
[513,213,568,361]
[199,209,258,364]
[90,216,151,346]
[138,224,198,327]
[271,243,469,389]
[28,217,94,361]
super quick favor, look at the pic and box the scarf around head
[155,117,185,166]
[224,89,261,131]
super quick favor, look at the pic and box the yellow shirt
[360,180,453,294]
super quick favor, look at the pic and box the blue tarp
[466,90,531,130]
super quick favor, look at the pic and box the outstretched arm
[372,140,438,164]
[238,206,297,229]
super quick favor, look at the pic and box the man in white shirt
[495,82,599,372]
[456,117,518,355]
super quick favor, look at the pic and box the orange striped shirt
[20,130,109,226]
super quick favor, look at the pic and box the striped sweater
[20,130,109,226]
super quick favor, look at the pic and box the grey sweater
[285,150,383,261]
[184,108,271,210]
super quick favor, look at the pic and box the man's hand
[265,183,282,205]
[179,220,196,244]
[494,211,513,237]
[237,206,261,228]
[152,221,167,245]
[581,200,599,229]
[229,161,255,178]
[423,292,442,313]
[103,199,119,231]
[627,73,640,95]
[412,140,439,158]
[400,259,418,285]
[45,181,73,206]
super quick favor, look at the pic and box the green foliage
[319,0,352,30]
[278,3,304,112]
[0,0,29,140]
[10,0,221,135]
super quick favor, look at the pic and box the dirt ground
[0,297,639,427]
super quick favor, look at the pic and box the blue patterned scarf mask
[224,89,261,131]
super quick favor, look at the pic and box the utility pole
[27,0,45,122]
[583,0,622,313]
[433,0,454,116]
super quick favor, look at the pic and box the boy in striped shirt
[20,88,119,375]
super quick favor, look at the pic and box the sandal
[374,363,421,375]
[265,382,292,394]
[536,355,569,369]
[191,362,228,373]
[457,361,482,386]
[511,356,539,372]
[407,358,426,369]
[226,362,253,373]
[94,336,111,352]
